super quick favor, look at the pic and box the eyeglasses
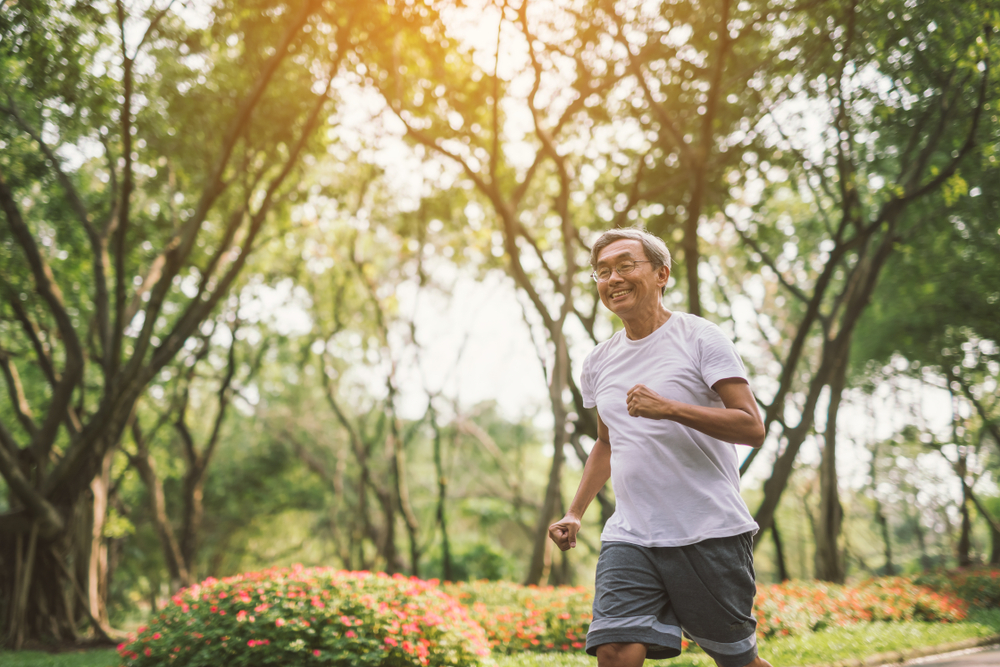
[591,260,651,282]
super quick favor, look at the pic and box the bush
[116,567,491,667]
[442,581,592,654]
[423,543,516,582]
[755,577,967,639]
[915,567,1000,609]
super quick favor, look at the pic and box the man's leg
[657,533,763,667]
[725,657,772,667]
[596,641,647,667]
[586,544,682,661]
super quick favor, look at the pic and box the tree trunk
[180,466,207,577]
[869,441,895,575]
[913,508,931,570]
[958,497,973,567]
[2,511,112,648]
[957,453,973,567]
[814,349,848,583]
[525,422,566,585]
[431,408,453,582]
[1,430,129,648]
[771,522,790,582]
[524,336,569,585]
[991,522,1000,566]
[968,489,1000,567]
[875,501,895,575]
[87,448,114,632]
[129,420,191,589]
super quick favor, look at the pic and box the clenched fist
[548,514,582,551]
[626,384,670,419]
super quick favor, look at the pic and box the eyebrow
[595,250,639,267]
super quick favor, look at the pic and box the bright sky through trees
[238,0,966,490]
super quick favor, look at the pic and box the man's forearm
[567,438,612,518]
[627,382,766,447]
[659,401,765,446]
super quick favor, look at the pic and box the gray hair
[590,226,672,272]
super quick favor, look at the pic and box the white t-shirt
[580,311,759,547]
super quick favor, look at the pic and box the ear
[655,264,670,290]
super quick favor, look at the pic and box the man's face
[594,239,670,319]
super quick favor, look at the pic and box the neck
[622,305,672,340]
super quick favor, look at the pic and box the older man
[548,227,771,667]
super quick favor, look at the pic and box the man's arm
[625,378,766,447]
[548,414,612,551]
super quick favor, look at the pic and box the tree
[369,0,786,583]
[0,0,432,645]
[727,0,995,581]
[851,59,1000,568]
[124,303,265,591]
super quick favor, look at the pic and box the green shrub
[116,567,491,667]
[442,581,592,654]
[424,543,516,582]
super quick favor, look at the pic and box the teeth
[611,289,632,298]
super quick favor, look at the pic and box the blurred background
[1,0,998,646]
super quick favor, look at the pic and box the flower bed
[441,581,592,654]
[115,568,976,665]
[116,566,490,667]
[755,577,967,638]
[444,575,966,649]
[915,567,1000,609]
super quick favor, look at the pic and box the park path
[894,644,1000,666]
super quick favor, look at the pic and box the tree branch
[0,350,38,439]
[0,169,84,456]
[0,279,58,386]
[0,420,64,539]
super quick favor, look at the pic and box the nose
[607,267,626,284]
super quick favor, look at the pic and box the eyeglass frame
[591,259,653,283]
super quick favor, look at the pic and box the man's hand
[549,514,582,551]
[626,384,670,419]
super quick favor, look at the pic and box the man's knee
[596,642,647,667]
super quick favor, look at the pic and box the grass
[4,611,1000,667]
[758,610,1000,665]
[0,650,119,667]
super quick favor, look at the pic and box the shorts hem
[585,628,682,660]
[702,644,757,667]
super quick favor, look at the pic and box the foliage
[423,543,518,584]
[916,567,1000,610]
[442,581,592,654]
[115,567,490,667]
[755,577,967,639]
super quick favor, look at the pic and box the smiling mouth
[610,289,632,300]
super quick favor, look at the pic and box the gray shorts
[586,533,758,667]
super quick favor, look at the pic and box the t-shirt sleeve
[698,322,748,391]
[580,353,597,409]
